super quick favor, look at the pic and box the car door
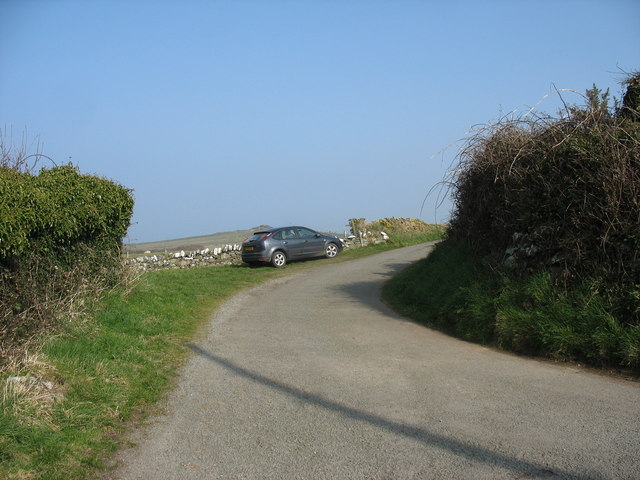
[296,227,325,256]
[275,228,305,259]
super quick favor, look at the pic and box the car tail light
[260,232,273,241]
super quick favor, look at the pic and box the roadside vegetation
[1,140,134,364]
[0,204,441,480]
[384,72,640,373]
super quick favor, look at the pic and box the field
[124,226,271,254]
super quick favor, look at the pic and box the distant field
[125,226,271,254]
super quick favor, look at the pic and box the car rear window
[248,232,270,241]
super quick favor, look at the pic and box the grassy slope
[383,240,640,373]
[0,230,442,480]
[383,241,498,344]
[1,267,277,479]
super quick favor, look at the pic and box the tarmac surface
[108,243,640,479]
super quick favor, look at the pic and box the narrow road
[109,243,640,479]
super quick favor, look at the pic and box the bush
[0,164,134,357]
[366,217,443,235]
[0,165,133,260]
[448,94,639,284]
[446,78,640,326]
[385,74,640,372]
[351,217,445,244]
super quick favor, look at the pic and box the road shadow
[330,261,422,318]
[186,343,585,479]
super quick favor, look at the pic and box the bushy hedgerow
[368,217,443,235]
[0,165,133,260]
[348,217,444,238]
[385,74,640,371]
[447,78,639,312]
[1,164,134,351]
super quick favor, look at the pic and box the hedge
[447,85,640,288]
[0,165,134,261]
[1,164,134,347]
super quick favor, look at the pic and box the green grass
[1,267,279,479]
[383,240,640,372]
[494,273,640,368]
[383,241,499,344]
[0,230,442,480]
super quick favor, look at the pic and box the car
[241,226,344,267]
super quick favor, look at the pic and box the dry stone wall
[125,244,243,271]
[125,232,390,272]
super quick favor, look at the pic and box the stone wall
[125,232,389,272]
[125,244,244,271]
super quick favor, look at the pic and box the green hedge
[1,165,134,346]
[0,165,133,261]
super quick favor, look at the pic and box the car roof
[253,226,311,234]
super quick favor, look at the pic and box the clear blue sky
[1,0,638,243]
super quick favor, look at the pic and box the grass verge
[0,230,442,480]
[383,240,640,374]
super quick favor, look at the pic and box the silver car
[241,226,344,267]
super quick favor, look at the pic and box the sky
[1,0,638,243]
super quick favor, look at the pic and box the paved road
[109,243,640,479]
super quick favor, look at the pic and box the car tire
[325,243,339,258]
[271,251,287,268]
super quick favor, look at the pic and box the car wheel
[271,251,287,268]
[325,243,339,258]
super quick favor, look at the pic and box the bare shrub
[1,127,57,173]
[445,81,639,324]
